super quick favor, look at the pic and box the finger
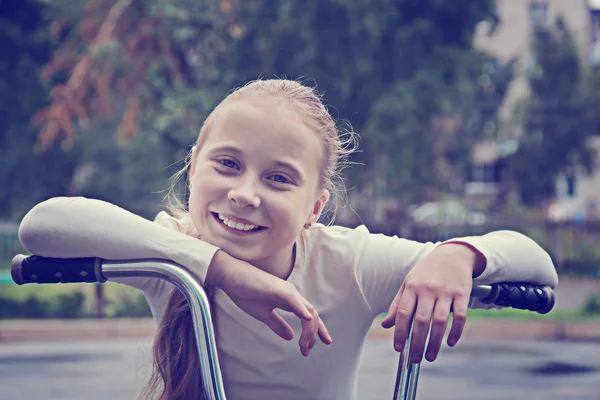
[447,295,469,347]
[408,296,435,364]
[308,310,321,350]
[381,283,405,328]
[317,317,333,344]
[299,315,316,356]
[263,309,295,341]
[425,297,451,362]
[308,310,320,353]
[276,290,313,321]
[393,289,416,353]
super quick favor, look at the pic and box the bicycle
[10,254,555,400]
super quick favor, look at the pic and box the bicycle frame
[101,259,496,400]
[100,259,227,400]
[392,285,495,400]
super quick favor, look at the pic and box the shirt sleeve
[354,228,558,316]
[18,197,220,321]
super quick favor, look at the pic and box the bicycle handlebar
[12,254,226,400]
[478,282,554,314]
[11,254,556,313]
[10,254,556,400]
[11,255,106,285]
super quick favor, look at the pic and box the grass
[465,307,600,321]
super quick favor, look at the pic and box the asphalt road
[0,337,599,400]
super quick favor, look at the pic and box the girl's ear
[309,189,330,224]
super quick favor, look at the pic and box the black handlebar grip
[481,282,555,314]
[11,255,106,285]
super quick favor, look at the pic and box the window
[469,162,502,184]
[529,1,549,27]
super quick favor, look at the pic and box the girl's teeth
[218,214,258,231]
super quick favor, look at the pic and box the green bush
[0,283,153,319]
[107,292,152,318]
[0,291,88,319]
[583,293,600,315]
[54,292,86,318]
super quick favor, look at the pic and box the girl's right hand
[206,250,332,356]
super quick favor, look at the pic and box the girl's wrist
[435,242,487,278]
[206,249,230,287]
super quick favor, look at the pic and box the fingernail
[394,343,401,352]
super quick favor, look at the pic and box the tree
[36,0,509,219]
[512,16,595,205]
[0,0,81,219]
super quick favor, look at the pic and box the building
[475,0,598,118]
[467,0,600,221]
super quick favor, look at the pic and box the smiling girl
[19,79,557,400]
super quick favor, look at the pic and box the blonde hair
[142,79,357,400]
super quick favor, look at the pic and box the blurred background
[1,0,600,398]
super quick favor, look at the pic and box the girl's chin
[220,245,259,263]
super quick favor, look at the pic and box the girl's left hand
[380,243,485,363]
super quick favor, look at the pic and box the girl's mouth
[212,212,266,234]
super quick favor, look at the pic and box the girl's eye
[219,159,239,170]
[268,174,291,184]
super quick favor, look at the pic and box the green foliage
[513,16,596,205]
[0,283,151,319]
[583,293,600,315]
[106,291,152,318]
[0,0,80,220]
[31,0,512,220]
[0,291,87,319]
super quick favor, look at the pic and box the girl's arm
[18,197,331,353]
[19,197,220,284]
[355,229,557,363]
[357,230,557,315]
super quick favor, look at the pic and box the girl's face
[188,99,328,273]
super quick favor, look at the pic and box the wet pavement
[0,337,599,399]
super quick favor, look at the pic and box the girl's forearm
[18,196,220,285]
[441,230,558,288]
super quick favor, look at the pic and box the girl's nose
[228,185,261,208]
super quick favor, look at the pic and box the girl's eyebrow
[209,144,243,155]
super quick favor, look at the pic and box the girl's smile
[211,212,267,236]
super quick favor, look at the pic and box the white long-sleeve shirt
[19,197,558,400]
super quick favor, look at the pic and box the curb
[1,318,600,343]
[0,318,156,342]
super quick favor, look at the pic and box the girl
[19,79,558,400]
